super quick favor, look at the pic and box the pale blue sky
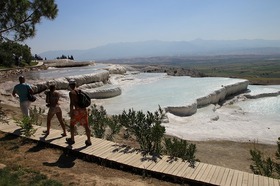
[25,0,280,54]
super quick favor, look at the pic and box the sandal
[66,138,75,145]
[61,133,67,137]
[43,130,49,135]
[85,140,92,146]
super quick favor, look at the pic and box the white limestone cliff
[165,80,250,116]
[32,70,110,93]
[29,69,121,99]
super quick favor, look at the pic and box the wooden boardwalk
[0,122,279,186]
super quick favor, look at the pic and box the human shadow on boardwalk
[42,151,76,168]
[39,135,65,143]
[112,144,161,163]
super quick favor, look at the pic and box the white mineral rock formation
[85,85,122,99]
[32,70,110,93]
[165,80,250,116]
[105,64,127,74]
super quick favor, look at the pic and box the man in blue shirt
[12,76,34,117]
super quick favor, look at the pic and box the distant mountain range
[39,39,280,61]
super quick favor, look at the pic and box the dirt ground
[0,101,278,185]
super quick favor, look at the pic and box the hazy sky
[25,0,280,54]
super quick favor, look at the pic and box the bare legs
[44,108,66,136]
[68,124,91,146]
[56,111,67,136]
[85,125,91,145]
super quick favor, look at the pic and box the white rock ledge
[31,70,121,99]
[165,102,197,117]
[165,80,250,116]
[85,85,122,99]
[32,70,110,93]
[244,91,280,99]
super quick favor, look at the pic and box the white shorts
[20,101,31,117]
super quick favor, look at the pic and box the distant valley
[39,39,280,61]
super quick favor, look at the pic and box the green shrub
[16,106,44,137]
[88,104,108,138]
[106,115,122,141]
[250,137,280,178]
[250,149,274,177]
[16,116,37,137]
[164,137,197,166]
[118,106,166,155]
[88,105,197,161]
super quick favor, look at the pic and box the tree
[0,0,58,42]
[0,41,32,67]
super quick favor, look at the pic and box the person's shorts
[70,108,88,126]
[20,101,31,117]
[48,106,62,116]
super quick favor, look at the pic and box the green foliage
[29,106,45,126]
[0,0,58,42]
[106,115,122,141]
[16,116,37,137]
[0,167,19,185]
[250,137,280,178]
[0,41,32,67]
[16,106,44,137]
[88,104,108,138]
[88,105,197,161]
[164,138,197,165]
[118,106,166,154]
[249,149,274,177]
[0,166,62,186]
[275,138,280,176]
[276,137,280,159]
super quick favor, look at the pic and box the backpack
[75,90,91,108]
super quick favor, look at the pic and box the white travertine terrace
[165,81,249,116]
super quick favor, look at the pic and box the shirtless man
[43,84,67,136]
[66,79,91,146]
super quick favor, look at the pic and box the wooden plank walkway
[0,122,279,186]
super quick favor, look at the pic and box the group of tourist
[12,76,92,146]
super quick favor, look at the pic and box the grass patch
[181,59,280,84]
[0,165,62,186]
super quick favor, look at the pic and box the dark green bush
[106,115,122,141]
[118,107,166,155]
[88,104,108,138]
[164,137,197,165]
[250,137,280,178]
[250,149,274,177]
